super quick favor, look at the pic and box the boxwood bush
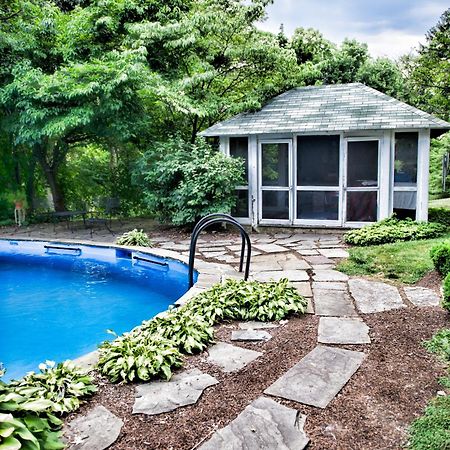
[430,242,450,276]
[443,273,450,312]
[97,278,307,383]
[344,217,446,246]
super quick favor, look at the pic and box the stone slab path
[318,317,371,344]
[238,321,278,330]
[404,286,440,307]
[199,397,309,450]
[65,405,123,450]
[264,346,366,408]
[349,279,406,313]
[313,289,358,317]
[133,368,218,415]
[206,342,262,372]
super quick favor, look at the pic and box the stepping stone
[201,251,226,258]
[306,297,314,314]
[312,282,347,291]
[313,270,349,282]
[404,287,440,307]
[276,253,311,270]
[264,346,365,409]
[65,405,123,450]
[291,282,312,297]
[318,248,349,259]
[252,243,289,253]
[207,342,262,372]
[304,255,333,265]
[311,264,335,270]
[349,279,405,313]
[238,321,278,330]
[296,249,319,256]
[199,397,309,450]
[231,330,272,342]
[313,289,358,316]
[253,270,309,283]
[133,369,218,415]
[318,317,370,344]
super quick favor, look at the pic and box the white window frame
[258,139,293,225]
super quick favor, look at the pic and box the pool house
[201,83,450,228]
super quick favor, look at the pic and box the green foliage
[430,242,450,275]
[344,217,446,246]
[0,361,96,450]
[338,234,450,284]
[136,137,245,225]
[116,229,151,247]
[429,207,450,228]
[404,8,450,121]
[409,329,450,450]
[424,330,450,364]
[429,133,450,197]
[7,360,97,414]
[98,278,307,383]
[443,273,450,312]
[408,396,450,450]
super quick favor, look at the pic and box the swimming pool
[0,239,193,381]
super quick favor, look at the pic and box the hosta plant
[98,278,307,383]
[116,229,151,247]
[0,361,96,449]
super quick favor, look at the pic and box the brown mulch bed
[416,270,443,294]
[66,307,449,450]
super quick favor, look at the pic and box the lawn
[430,197,450,209]
[338,233,450,284]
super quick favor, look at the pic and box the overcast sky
[257,0,448,59]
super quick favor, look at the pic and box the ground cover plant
[0,361,96,450]
[97,278,307,383]
[116,229,151,247]
[344,217,446,246]
[408,330,450,449]
[338,234,450,284]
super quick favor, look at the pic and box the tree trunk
[35,142,67,212]
[44,166,65,211]
[25,154,37,212]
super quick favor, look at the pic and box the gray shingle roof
[201,83,450,136]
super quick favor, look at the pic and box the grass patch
[430,197,450,209]
[338,234,450,284]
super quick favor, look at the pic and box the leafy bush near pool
[134,137,245,226]
[429,207,450,228]
[430,242,450,276]
[344,217,446,246]
[97,278,307,383]
[116,229,151,247]
[0,361,96,450]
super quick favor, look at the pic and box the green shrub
[429,207,450,228]
[344,217,446,246]
[443,274,450,312]
[98,279,307,383]
[116,229,151,247]
[424,329,450,363]
[430,242,450,275]
[0,361,96,450]
[135,137,245,226]
[408,395,450,450]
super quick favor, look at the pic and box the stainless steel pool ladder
[188,213,251,288]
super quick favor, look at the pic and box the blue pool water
[0,239,193,381]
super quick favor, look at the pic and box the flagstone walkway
[29,229,439,450]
